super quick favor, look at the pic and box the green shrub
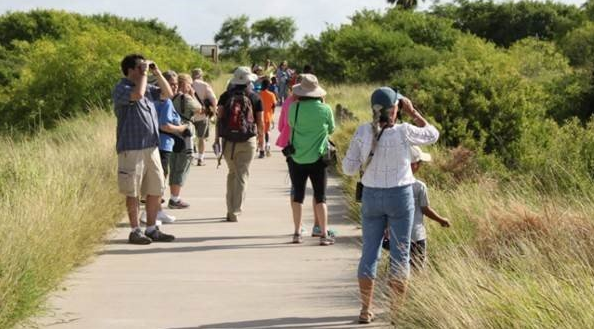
[0,10,211,132]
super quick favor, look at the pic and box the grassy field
[0,111,123,329]
[325,83,594,328]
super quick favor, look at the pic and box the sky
[0,0,588,46]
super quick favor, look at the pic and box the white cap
[410,146,432,163]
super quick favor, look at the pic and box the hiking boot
[292,233,303,244]
[197,158,205,166]
[265,146,271,157]
[157,210,176,224]
[140,211,162,226]
[258,150,265,159]
[320,236,335,246]
[129,229,152,245]
[145,227,175,242]
[168,198,190,209]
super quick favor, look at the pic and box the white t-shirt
[342,123,439,188]
[191,79,217,121]
[411,179,429,242]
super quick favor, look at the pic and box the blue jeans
[357,185,414,280]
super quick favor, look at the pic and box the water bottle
[213,142,221,157]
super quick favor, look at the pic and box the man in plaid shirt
[112,54,177,244]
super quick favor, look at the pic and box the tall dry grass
[0,111,123,329]
[392,180,594,328]
[328,83,594,328]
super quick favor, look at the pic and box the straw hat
[292,74,326,98]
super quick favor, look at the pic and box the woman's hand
[400,97,427,127]
[399,97,416,116]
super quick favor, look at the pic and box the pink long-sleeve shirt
[275,95,296,148]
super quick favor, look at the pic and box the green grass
[328,84,594,328]
[0,111,123,329]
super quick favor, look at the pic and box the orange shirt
[259,89,277,124]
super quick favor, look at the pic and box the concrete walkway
[34,115,386,329]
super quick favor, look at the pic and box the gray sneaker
[145,227,175,242]
[168,198,190,209]
[128,229,152,245]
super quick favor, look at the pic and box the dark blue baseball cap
[371,87,404,111]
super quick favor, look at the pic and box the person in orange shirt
[259,78,277,158]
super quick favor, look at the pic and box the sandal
[358,311,375,324]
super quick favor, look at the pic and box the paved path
[34,113,386,329]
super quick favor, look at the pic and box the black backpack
[220,90,257,142]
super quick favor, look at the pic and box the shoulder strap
[290,103,300,144]
[360,125,387,177]
[174,94,192,122]
[193,91,205,106]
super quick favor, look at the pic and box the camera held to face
[182,127,194,156]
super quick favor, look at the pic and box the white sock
[146,225,157,233]
[199,153,205,160]
[131,226,141,233]
[171,195,181,202]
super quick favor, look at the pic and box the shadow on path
[167,315,387,329]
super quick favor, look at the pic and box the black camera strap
[360,125,387,178]
[290,102,300,145]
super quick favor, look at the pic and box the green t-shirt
[288,99,335,164]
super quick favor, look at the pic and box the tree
[251,17,296,48]
[387,0,421,10]
[214,15,251,55]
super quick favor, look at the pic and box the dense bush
[432,0,585,47]
[0,10,210,132]
[291,3,593,178]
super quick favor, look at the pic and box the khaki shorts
[193,119,210,139]
[117,147,165,197]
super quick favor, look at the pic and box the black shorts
[159,150,172,178]
[287,157,327,204]
[410,239,427,269]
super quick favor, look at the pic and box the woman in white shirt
[342,87,439,324]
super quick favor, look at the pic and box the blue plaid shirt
[112,78,161,153]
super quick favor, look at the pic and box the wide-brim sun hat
[230,66,257,85]
[292,73,326,98]
[371,86,404,111]
[410,145,432,163]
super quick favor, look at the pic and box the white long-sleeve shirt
[342,122,439,188]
